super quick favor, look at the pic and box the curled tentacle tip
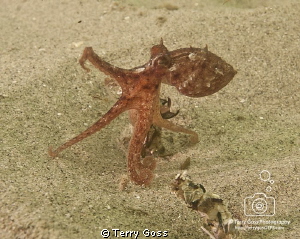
[130,169,154,186]
[79,62,91,72]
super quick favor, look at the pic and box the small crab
[49,39,236,185]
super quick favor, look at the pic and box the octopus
[49,39,236,185]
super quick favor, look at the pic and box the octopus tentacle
[49,99,128,157]
[151,93,199,144]
[153,111,199,144]
[127,109,156,185]
[79,47,134,88]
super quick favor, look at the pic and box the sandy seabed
[1,0,299,238]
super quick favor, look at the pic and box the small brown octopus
[49,39,236,185]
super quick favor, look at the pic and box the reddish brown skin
[49,40,236,185]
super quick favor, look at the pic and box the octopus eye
[153,55,171,68]
[158,57,168,65]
